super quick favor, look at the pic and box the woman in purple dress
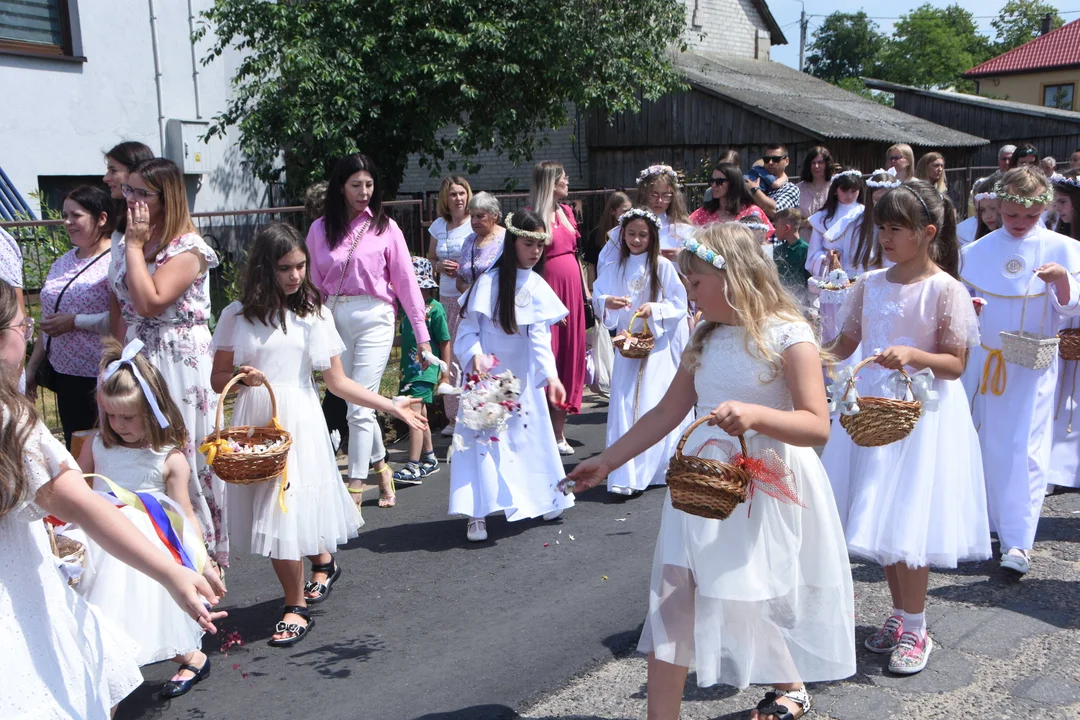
[527,161,585,455]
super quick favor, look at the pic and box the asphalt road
[116,393,663,720]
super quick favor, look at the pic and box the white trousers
[330,295,396,479]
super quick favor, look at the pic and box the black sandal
[304,557,341,604]
[267,605,315,648]
[754,687,813,720]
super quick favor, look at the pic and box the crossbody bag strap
[45,249,109,357]
[330,219,371,310]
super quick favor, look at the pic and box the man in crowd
[1070,149,1080,171]
[981,144,1016,190]
[745,144,800,220]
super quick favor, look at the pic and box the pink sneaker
[889,631,933,674]
[864,614,904,654]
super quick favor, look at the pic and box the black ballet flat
[160,657,210,698]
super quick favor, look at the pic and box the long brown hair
[240,222,322,329]
[0,280,37,519]
[1054,181,1080,241]
[97,338,188,451]
[854,171,893,270]
[130,158,198,252]
[618,211,662,303]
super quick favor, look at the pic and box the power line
[808,9,1080,20]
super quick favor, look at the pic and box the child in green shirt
[395,257,452,483]
[772,208,811,306]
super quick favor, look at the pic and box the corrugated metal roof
[965,18,1080,77]
[864,78,1080,123]
[675,53,988,147]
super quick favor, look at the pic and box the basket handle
[628,310,651,336]
[214,372,279,441]
[847,355,914,401]
[675,415,749,459]
[1017,273,1051,340]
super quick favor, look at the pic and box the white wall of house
[686,0,772,59]
[0,0,263,216]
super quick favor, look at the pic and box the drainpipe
[187,0,202,118]
[148,0,166,153]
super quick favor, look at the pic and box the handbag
[34,250,108,391]
[577,252,596,330]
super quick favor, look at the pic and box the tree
[197,0,687,199]
[805,12,887,84]
[991,0,1064,53]
[877,3,994,90]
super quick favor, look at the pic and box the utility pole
[798,7,808,72]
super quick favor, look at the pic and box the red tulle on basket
[691,438,805,514]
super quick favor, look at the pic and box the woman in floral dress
[108,158,227,564]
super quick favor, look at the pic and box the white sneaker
[608,486,633,496]
[466,518,487,542]
[542,509,564,521]
[441,423,456,438]
[557,440,574,456]
[1000,547,1030,575]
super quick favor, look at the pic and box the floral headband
[739,221,771,232]
[636,164,681,187]
[973,190,998,202]
[830,169,864,185]
[993,181,1055,207]
[618,207,661,228]
[503,212,552,242]
[1052,175,1080,190]
[864,167,902,189]
[682,237,726,270]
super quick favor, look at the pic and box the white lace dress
[822,270,990,568]
[638,319,856,688]
[1,418,142,719]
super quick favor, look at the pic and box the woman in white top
[427,176,474,431]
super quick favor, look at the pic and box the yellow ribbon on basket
[198,416,290,514]
[271,417,289,514]
[980,345,1007,396]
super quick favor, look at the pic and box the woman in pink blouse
[25,186,114,447]
[307,153,431,507]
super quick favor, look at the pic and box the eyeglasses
[648,192,675,201]
[710,177,728,186]
[763,156,787,163]
[120,184,161,200]
[2,317,34,341]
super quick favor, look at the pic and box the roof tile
[965,18,1080,77]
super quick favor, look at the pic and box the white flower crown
[636,164,681,187]
[504,212,552,242]
[973,191,998,202]
[681,237,726,270]
[993,182,1056,208]
[865,167,902,189]
[739,221,771,232]
[830,169,864,185]
[1052,175,1080,190]
[618,207,661,228]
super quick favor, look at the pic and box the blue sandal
[160,657,210,698]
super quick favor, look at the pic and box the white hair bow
[101,339,170,428]
[827,367,861,416]
[885,367,939,412]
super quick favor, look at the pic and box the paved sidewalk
[522,491,1080,720]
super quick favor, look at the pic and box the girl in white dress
[0,279,223,719]
[569,223,854,720]
[210,223,425,647]
[76,338,225,698]
[823,180,990,676]
[450,211,574,542]
[959,167,1080,576]
[956,179,1000,247]
[1049,176,1080,491]
[593,208,690,497]
[806,169,866,277]
[598,165,693,267]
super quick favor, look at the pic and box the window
[0,0,83,60]
[1043,83,1075,111]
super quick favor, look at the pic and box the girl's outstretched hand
[236,366,266,386]
[706,401,758,436]
[202,558,227,597]
[546,378,567,407]
[564,455,610,494]
[164,566,227,634]
[392,396,428,431]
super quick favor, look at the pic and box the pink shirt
[40,248,111,377]
[307,208,430,344]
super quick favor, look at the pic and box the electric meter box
[165,120,211,174]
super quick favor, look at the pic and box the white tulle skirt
[823,375,991,568]
[226,383,363,560]
[638,429,856,688]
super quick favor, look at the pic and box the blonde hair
[634,171,690,225]
[1000,165,1051,200]
[915,151,947,193]
[436,175,473,220]
[887,144,915,180]
[677,223,815,379]
[0,280,37,519]
[97,338,188,451]
[131,159,198,251]
[527,161,567,230]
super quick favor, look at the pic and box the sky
[767,0,1080,70]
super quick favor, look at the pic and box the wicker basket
[613,311,655,359]
[200,373,292,484]
[1000,276,1059,370]
[665,416,752,520]
[838,356,923,447]
[1059,326,1080,361]
[47,522,87,588]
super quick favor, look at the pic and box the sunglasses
[763,156,787,163]
[710,177,728,186]
[888,156,904,162]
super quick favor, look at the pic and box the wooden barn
[586,52,988,186]
[864,78,1080,168]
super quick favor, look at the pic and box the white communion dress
[822,270,990,568]
[638,319,856,688]
[1050,316,1080,489]
[1,417,142,719]
[449,268,575,521]
[212,303,363,560]
[78,436,205,665]
[593,252,690,493]
[806,202,865,277]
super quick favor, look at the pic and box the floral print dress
[109,232,227,563]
